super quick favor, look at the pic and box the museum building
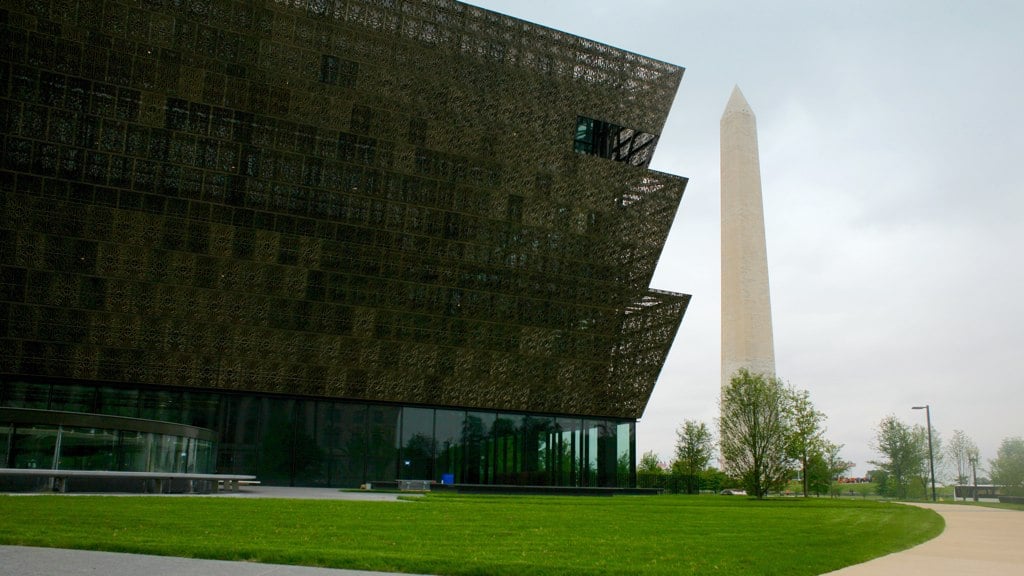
[0,0,690,488]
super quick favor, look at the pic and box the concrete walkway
[0,546,432,576]
[823,503,1024,575]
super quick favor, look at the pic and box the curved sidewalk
[823,503,1024,575]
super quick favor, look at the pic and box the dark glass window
[1,381,49,409]
[96,387,139,418]
[12,426,57,469]
[0,424,11,467]
[181,391,220,429]
[59,426,117,470]
[399,407,434,480]
[493,414,523,484]
[366,404,399,481]
[463,411,495,484]
[331,403,369,488]
[218,395,260,474]
[434,409,464,484]
[49,383,96,413]
[139,389,182,422]
[573,115,658,167]
[258,398,295,485]
[290,400,328,486]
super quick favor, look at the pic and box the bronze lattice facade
[0,0,689,487]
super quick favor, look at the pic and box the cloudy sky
[469,0,1024,476]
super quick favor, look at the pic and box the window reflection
[1,383,637,487]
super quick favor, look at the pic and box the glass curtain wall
[1,380,637,487]
[0,424,213,473]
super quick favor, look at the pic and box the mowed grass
[0,494,942,576]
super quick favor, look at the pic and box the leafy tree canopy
[719,369,793,499]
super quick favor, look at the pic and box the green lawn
[0,494,943,576]
[946,500,1024,512]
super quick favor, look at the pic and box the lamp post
[968,452,978,502]
[912,405,937,502]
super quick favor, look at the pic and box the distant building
[0,0,689,487]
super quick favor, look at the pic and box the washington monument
[721,86,776,387]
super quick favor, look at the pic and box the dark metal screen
[0,0,690,419]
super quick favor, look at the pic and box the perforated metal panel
[0,0,689,419]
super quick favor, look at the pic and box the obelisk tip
[722,85,754,120]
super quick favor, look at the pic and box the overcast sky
[468,0,1024,476]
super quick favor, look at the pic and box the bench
[397,479,432,491]
[0,468,257,494]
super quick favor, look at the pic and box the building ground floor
[0,377,636,488]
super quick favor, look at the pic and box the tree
[719,369,793,499]
[786,389,826,497]
[807,440,853,497]
[638,450,663,474]
[869,415,927,499]
[946,430,978,490]
[990,437,1024,496]
[674,420,714,494]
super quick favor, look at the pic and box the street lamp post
[912,405,937,502]
[968,452,978,502]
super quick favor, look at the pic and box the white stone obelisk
[721,86,775,388]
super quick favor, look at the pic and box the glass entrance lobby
[1,378,635,488]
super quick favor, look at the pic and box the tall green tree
[990,437,1024,496]
[807,440,853,496]
[674,419,714,494]
[638,450,663,474]
[946,429,978,488]
[719,369,793,499]
[870,415,927,499]
[786,388,826,497]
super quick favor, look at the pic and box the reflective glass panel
[50,384,96,413]
[555,418,582,486]
[583,420,601,487]
[216,395,260,474]
[434,409,463,483]
[399,407,434,480]
[493,414,523,484]
[96,387,139,418]
[12,425,57,469]
[463,411,495,484]
[366,404,399,482]
[331,403,369,488]
[258,398,296,484]
[617,422,633,487]
[181,391,220,429]
[0,424,11,467]
[140,389,183,422]
[118,431,149,471]
[291,400,328,486]
[523,415,553,485]
[149,433,188,472]
[2,382,49,409]
[58,426,117,470]
[193,439,214,473]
